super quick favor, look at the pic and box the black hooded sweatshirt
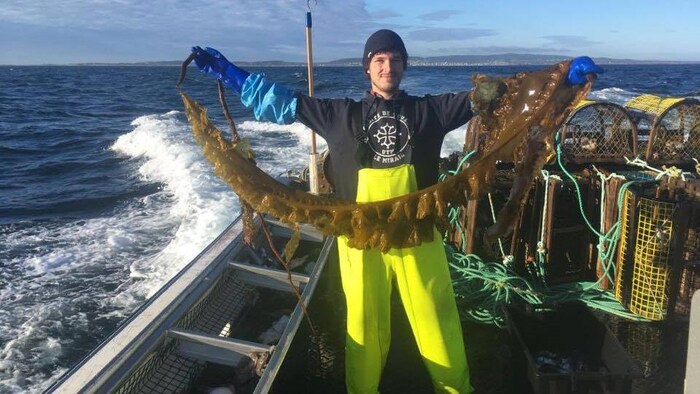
[295,90,473,201]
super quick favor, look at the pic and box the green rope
[583,180,636,291]
[554,131,638,291]
[555,131,605,238]
[541,282,646,321]
[448,250,543,326]
[439,141,650,326]
[440,150,476,251]
[446,247,646,326]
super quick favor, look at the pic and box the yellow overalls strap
[338,164,472,394]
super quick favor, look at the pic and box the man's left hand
[568,56,604,85]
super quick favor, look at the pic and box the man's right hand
[191,46,250,93]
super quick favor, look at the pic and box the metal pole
[305,11,320,194]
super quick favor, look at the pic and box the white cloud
[406,27,496,42]
[540,35,601,47]
[0,0,380,64]
[417,10,463,22]
[1,0,698,64]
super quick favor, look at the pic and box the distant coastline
[6,53,700,67]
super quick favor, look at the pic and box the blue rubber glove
[567,56,604,85]
[191,46,250,93]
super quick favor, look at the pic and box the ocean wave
[111,111,239,296]
[0,110,241,392]
[589,87,639,105]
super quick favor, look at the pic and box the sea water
[1,64,699,393]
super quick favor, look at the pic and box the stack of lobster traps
[613,95,700,321]
[448,94,700,321]
[613,177,700,321]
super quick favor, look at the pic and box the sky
[1,0,699,65]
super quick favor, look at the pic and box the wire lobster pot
[458,116,602,281]
[657,177,700,317]
[614,176,700,321]
[559,100,638,165]
[512,170,600,284]
[624,94,700,166]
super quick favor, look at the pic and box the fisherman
[191,29,602,394]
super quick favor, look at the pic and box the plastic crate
[506,303,642,394]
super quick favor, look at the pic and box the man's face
[367,51,404,98]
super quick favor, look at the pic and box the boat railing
[47,214,333,393]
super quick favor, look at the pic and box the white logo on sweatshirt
[366,111,410,164]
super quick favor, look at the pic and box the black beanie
[362,29,408,70]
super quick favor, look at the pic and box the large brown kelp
[180,60,591,252]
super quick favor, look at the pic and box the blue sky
[1,0,699,65]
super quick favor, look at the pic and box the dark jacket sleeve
[427,91,473,134]
[294,94,356,140]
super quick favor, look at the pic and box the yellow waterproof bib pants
[337,164,472,393]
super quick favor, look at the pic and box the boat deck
[48,217,691,394]
[257,244,689,394]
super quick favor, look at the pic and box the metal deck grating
[113,339,203,394]
[114,267,256,393]
[186,271,256,336]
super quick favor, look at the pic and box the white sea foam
[236,120,327,174]
[111,111,240,299]
[588,87,639,106]
[1,111,271,392]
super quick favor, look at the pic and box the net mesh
[624,95,700,165]
[113,268,255,394]
[560,102,637,164]
[628,197,675,321]
[648,100,700,164]
[614,188,635,303]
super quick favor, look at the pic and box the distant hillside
[324,53,686,66]
[71,53,697,67]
